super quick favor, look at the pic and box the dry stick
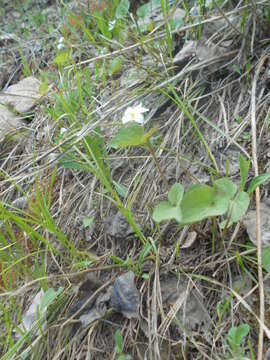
[251,55,268,360]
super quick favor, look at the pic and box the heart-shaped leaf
[152,201,182,223]
[180,184,230,225]
[110,124,144,149]
[168,183,184,206]
[215,178,237,199]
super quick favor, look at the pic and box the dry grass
[1,0,270,359]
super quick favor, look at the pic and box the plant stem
[146,141,170,192]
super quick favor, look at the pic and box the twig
[251,55,268,360]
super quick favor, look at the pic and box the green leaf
[247,172,270,195]
[113,181,128,198]
[114,329,123,354]
[41,287,63,309]
[227,324,250,353]
[108,57,123,76]
[230,191,250,223]
[152,201,182,223]
[142,127,158,144]
[115,0,130,19]
[53,51,71,66]
[220,191,250,229]
[239,155,250,191]
[136,3,150,18]
[215,178,237,199]
[169,15,183,31]
[180,184,230,225]
[262,246,270,273]
[59,155,90,172]
[82,216,94,228]
[168,183,184,206]
[110,124,144,149]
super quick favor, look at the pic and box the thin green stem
[146,141,170,192]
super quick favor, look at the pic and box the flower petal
[135,114,144,124]
[135,103,149,113]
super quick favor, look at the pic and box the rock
[243,202,270,247]
[110,271,140,319]
[104,212,133,238]
[0,76,41,113]
[0,105,24,141]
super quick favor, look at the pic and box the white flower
[122,103,149,125]
[57,36,65,50]
[60,127,67,135]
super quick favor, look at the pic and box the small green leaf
[262,246,270,273]
[114,329,123,354]
[108,57,123,76]
[215,178,237,199]
[53,51,71,66]
[113,181,128,198]
[152,201,182,223]
[82,216,94,228]
[110,124,144,149]
[136,3,150,18]
[168,183,184,206]
[115,0,130,19]
[239,155,250,191]
[169,15,183,31]
[41,287,63,309]
[227,324,250,353]
[247,172,270,195]
[142,127,158,144]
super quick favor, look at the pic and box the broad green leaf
[115,0,130,19]
[239,154,250,191]
[110,124,144,149]
[220,191,250,229]
[180,184,230,225]
[247,172,270,195]
[108,57,123,76]
[152,201,182,223]
[227,324,250,353]
[215,178,237,199]
[168,183,184,206]
[230,191,250,223]
[262,246,270,273]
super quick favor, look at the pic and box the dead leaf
[160,275,209,332]
[181,231,197,248]
[15,289,47,339]
[110,271,140,319]
[79,290,111,327]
